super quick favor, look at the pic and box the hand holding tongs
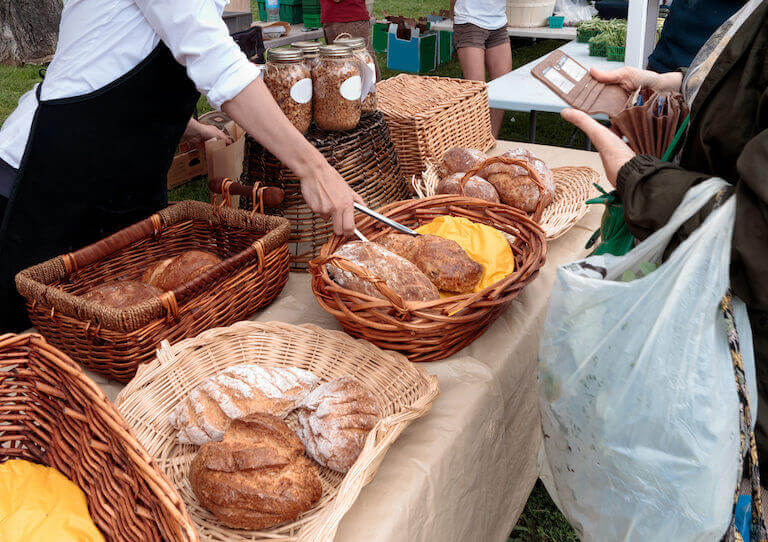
[353,202,418,237]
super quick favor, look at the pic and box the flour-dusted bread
[168,365,319,445]
[190,414,322,530]
[327,241,440,302]
[82,280,162,308]
[142,250,222,291]
[480,148,556,213]
[377,233,483,293]
[436,173,500,203]
[296,377,380,473]
[438,147,488,178]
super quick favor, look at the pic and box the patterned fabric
[722,290,768,542]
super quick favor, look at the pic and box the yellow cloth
[0,459,104,542]
[416,216,515,293]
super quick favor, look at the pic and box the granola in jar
[313,45,361,131]
[293,40,320,75]
[264,47,313,134]
[333,36,377,115]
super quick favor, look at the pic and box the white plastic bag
[539,178,757,542]
[554,0,597,26]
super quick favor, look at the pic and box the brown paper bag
[203,117,246,206]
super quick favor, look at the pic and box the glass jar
[293,40,320,74]
[313,45,362,132]
[264,48,313,134]
[333,36,377,115]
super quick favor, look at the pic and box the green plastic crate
[373,22,388,52]
[607,45,625,62]
[577,28,598,43]
[257,0,303,23]
[437,30,453,64]
[303,13,321,28]
[588,41,606,57]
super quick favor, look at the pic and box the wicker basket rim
[310,194,547,314]
[376,74,489,118]
[15,200,290,333]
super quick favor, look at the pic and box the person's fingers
[590,67,622,84]
[341,205,356,236]
[351,190,365,206]
[561,109,619,154]
[331,207,345,236]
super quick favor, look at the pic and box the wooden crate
[166,145,207,189]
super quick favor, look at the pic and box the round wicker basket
[115,321,438,541]
[243,111,411,270]
[309,188,547,363]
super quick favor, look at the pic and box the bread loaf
[82,280,162,308]
[169,365,319,445]
[190,414,322,530]
[439,147,488,178]
[478,147,532,178]
[327,242,440,302]
[377,233,483,293]
[436,173,500,203]
[296,377,380,473]
[479,148,555,213]
[142,250,222,291]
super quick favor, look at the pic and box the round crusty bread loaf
[327,242,440,302]
[190,414,322,530]
[295,377,380,473]
[438,147,488,178]
[436,173,500,203]
[484,152,555,213]
[82,280,162,308]
[142,250,222,291]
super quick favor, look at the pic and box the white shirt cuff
[206,55,262,110]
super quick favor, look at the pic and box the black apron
[0,43,200,331]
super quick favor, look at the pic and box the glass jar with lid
[264,47,313,134]
[313,45,362,132]
[293,40,321,74]
[333,36,377,115]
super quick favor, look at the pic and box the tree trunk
[0,0,61,65]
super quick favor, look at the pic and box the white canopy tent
[625,0,661,68]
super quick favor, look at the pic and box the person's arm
[589,67,683,93]
[133,0,363,234]
[180,118,232,149]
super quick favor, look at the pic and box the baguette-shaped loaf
[168,365,319,445]
[296,377,380,473]
[377,233,483,293]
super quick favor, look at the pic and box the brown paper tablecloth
[87,141,608,542]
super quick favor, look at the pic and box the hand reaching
[300,163,365,237]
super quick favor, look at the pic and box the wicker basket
[16,182,290,383]
[376,74,496,177]
[115,321,439,542]
[309,175,547,363]
[0,333,198,541]
[412,160,599,240]
[243,111,410,270]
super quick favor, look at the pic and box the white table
[262,24,323,48]
[429,19,577,41]
[488,39,624,145]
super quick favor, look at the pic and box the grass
[0,4,579,539]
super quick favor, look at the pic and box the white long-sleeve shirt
[0,0,260,169]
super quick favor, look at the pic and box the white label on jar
[340,75,362,101]
[364,62,377,97]
[290,78,312,104]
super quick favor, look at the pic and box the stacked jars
[263,48,313,134]
[292,40,320,75]
[312,45,362,132]
[333,36,377,115]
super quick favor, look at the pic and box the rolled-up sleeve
[134,0,261,109]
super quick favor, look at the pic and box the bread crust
[190,415,322,530]
[142,250,222,291]
[439,147,488,178]
[82,280,162,308]
[436,173,500,203]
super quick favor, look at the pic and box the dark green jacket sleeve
[616,128,768,310]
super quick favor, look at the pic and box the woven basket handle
[461,156,548,223]
[315,253,412,315]
[208,177,284,211]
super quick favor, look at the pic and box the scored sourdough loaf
[480,148,556,213]
[168,365,319,445]
[142,250,223,291]
[81,280,162,308]
[296,377,380,473]
[436,172,500,203]
[439,147,488,178]
[190,414,322,530]
[327,242,440,302]
[377,233,483,293]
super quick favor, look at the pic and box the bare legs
[457,40,512,137]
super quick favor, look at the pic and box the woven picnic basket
[115,320,439,542]
[242,111,410,270]
[412,159,598,239]
[310,157,548,362]
[376,74,496,177]
[0,333,198,541]
[15,180,290,383]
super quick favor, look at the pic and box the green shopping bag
[585,184,635,256]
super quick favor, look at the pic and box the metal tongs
[352,203,418,243]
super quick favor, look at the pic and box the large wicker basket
[115,320,439,542]
[243,111,410,270]
[376,74,496,177]
[0,333,198,541]
[309,189,547,362]
[16,185,290,383]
